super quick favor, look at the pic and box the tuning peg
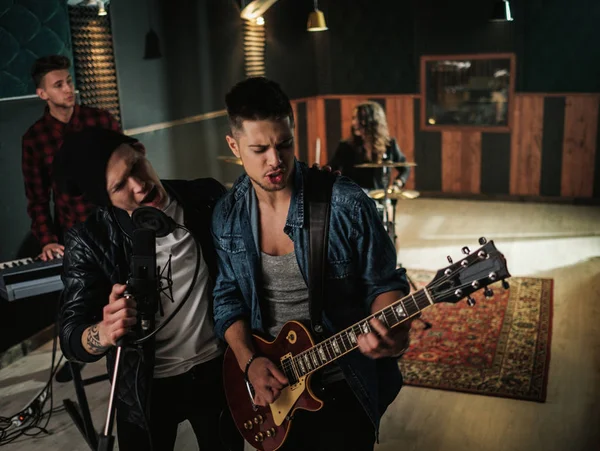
[466,296,476,307]
[462,246,470,255]
[478,237,487,245]
[484,287,493,298]
[447,256,453,264]
[502,280,510,290]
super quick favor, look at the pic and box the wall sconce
[307,0,327,32]
[491,0,513,22]
[143,0,161,59]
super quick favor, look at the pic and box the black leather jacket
[59,178,226,426]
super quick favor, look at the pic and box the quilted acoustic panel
[68,5,121,123]
[0,0,73,98]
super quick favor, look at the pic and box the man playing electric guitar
[212,77,414,451]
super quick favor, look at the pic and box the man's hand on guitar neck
[247,357,289,406]
[357,290,414,359]
[357,317,411,359]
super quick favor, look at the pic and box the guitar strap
[305,167,336,340]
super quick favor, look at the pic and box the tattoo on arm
[86,325,109,354]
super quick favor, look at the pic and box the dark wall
[110,0,246,183]
[109,0,319,184]
[520,0,600,92]
[313,0,600,95]
[0,98,47,263]
[111,0,245,128]
[265,0,317,99]
[315,0,417,95]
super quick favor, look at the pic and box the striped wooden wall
[292,93,600,200]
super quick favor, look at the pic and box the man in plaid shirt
[22,55,121,261]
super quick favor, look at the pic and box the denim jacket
[211,160,409,434]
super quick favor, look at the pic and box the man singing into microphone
[55,128,241,451]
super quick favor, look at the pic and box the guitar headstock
[427,238,510,306]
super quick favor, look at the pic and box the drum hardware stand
[380,166,418,293]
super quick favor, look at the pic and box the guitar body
[222,239,510,450]
[223,321,323,451]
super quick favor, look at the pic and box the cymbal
[368,187,420,200]
[355,161,417,168]
[217,156,243,166]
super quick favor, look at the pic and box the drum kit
[354,161,419,239]
[356,160,420,290]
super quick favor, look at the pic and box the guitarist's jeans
[280,378,376,451]
[116,355,242,451]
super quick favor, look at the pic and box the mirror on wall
[420,53,516,132]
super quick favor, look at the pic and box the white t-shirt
[152,197,222,378]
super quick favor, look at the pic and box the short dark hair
[225,77,294,134]
[31,55,71,88]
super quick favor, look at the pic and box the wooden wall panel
[297,93,600,200]
[442,132,462,192]
[561,96,599,197]
[442,131,482,193]
[510,95,544,195]
[386,96,416,189]
[339,96,369,141]
[306,98,317,165]
[305,97,327,165]
[315,97,327,165]
[291,101,299,158]
[463,131,482,193]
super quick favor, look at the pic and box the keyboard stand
[63,361,109,450]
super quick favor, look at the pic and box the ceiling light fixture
[491,0,513,22]
[307,0,327,32]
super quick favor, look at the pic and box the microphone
[127,228,158,337]
[132,206,177,238]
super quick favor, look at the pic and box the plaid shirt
[22,105,121,247]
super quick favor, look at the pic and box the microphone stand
[97,227,158,451]
[97,295,148,451]
[96,341,125,451]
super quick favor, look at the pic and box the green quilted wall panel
[0,0,73,98]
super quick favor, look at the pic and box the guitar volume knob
[254,432,265,442]
[244,420,253,430]
[254,414,264,424]
[266,427,276,437]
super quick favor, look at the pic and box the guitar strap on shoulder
[305,167,336,339]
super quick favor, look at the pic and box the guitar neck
[291,288,434,377]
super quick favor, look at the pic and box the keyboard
[0,257,64,302]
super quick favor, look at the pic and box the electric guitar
[223,238,510,451]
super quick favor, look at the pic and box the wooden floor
[1,198,599,451]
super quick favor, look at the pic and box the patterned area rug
[399,270,553,402]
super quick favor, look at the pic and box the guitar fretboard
[283,288,434,380]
